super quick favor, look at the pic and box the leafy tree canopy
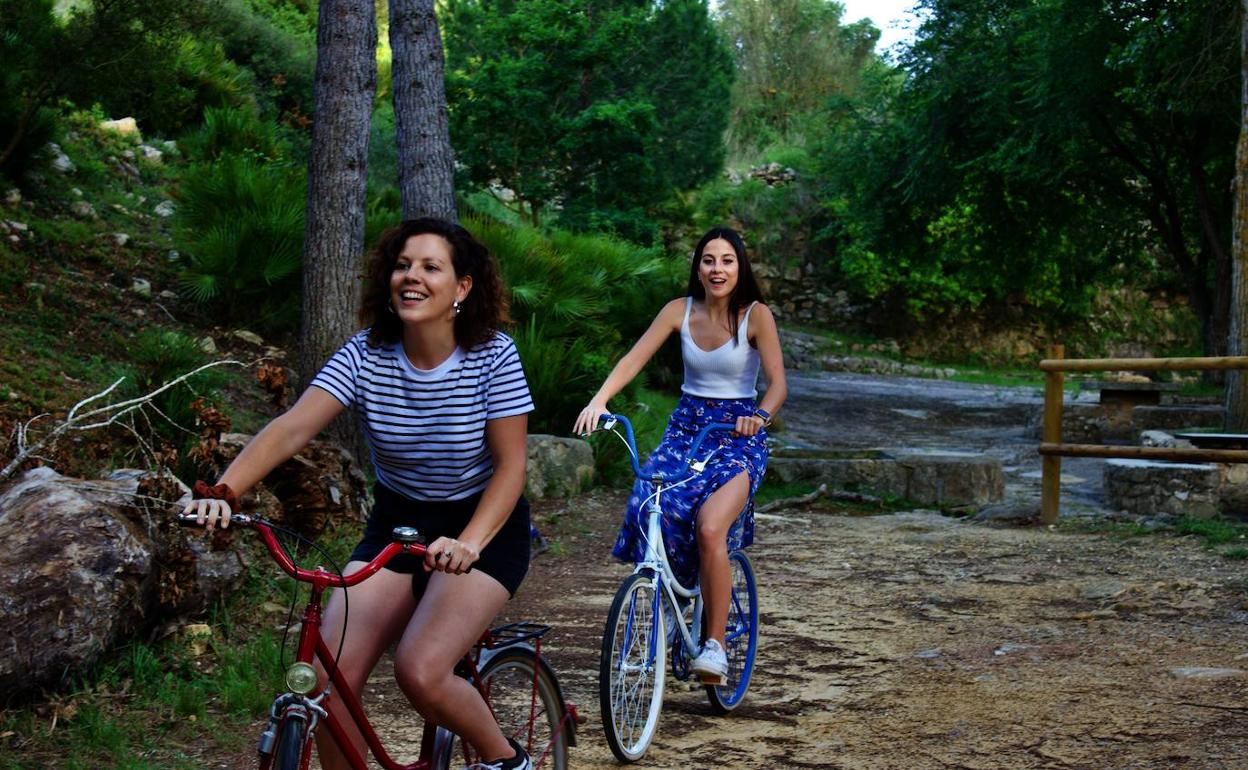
[442,0,732,243]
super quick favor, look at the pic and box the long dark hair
[686,227,764,344]
[360,218,509,349]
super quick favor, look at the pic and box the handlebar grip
[176,510,254,527]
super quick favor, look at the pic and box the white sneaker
[466,737,532,770]
[690,638,728,683]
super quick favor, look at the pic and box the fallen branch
[756,483,883,514]
[757,483,828,513]
[1,359,243,482]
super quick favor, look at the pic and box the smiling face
[388,234,471,326]
[697,237,739,300]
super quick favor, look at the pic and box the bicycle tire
[600,570,667,762]
[435,647,570,770]
[270,711,309,770]
[705,550,758,713]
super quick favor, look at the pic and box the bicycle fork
[257,692,326,769]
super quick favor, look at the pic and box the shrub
[176,153,306,332]
[465,213,685,434]
[179,105,287,163]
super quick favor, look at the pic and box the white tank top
[680,297,761,399]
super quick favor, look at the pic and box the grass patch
[1061,515,1248,558]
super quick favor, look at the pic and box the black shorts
[350,483,531,598]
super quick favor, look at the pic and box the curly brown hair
[360,218,510,350]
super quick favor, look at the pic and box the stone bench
[1103,459,1221,518]
[1080,379,1182,407]
[767,448,1003,510]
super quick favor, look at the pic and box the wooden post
[1040,344,1065,525]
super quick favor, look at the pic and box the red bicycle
[178,512,578,770]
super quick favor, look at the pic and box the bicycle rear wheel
[435,647,570,770]
[705,551,758,713]
[600,570,666,762]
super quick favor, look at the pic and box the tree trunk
[1227,1,1248,430]
[300,0,377,460]
[390,0,457,221]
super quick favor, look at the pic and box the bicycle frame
[178,513,577,770]
[599,413,740,664]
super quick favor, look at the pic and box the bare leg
[393,569,515,762]
[314,563,419,770]
[696,471,750,646]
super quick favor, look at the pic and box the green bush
[179,105,286,163]
[122,328,228,446]
[176,153,306,332]
[464,213,685,435]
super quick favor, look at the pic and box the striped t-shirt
[310,330,534,501]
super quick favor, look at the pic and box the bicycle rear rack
[484,620,551,649]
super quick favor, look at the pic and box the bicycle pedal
[697,673,727,686]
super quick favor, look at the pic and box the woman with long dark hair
[573,226,786,682]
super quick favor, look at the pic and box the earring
[387,300,397,315]
[453,299,462,316]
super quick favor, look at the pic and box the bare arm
[425,413,528,574]
[572,298,685,435]
[182,386,346,529]
[734,304,787,437]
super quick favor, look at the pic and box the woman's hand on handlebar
[574,401,611,437]
[424,536,480,575]
[733,414,767,438]
[182,497,234,531]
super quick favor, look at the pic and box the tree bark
[390,0,457,221]
[300,0,377,459]
[1227,1,1248,429]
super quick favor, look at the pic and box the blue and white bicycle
[594,413,759,762]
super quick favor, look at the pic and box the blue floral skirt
[611,395,768,587]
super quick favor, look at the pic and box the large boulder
[526,435,594,499]
[0,468,247,696]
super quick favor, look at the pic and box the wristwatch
[752,407,772,425]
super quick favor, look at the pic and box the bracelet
[192,480,239,511]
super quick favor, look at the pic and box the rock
[46,142,74,173]
[140,144,164,163]
[154,200,176,217]
[526,435,595,499]
[972,501,1040,523]
[0,468,238,697]
[70,200,97,219]
[167,249,180,262]
[1139,430,1180,448]
[233,329,265,346]
[214,434,370,534]
[198,335,218,354]
[4,188,20,206]
[5,220,27,232]
[122,149,135,161]
[131,278,152,298]
[112,232,130,247]
[100,117,141,137]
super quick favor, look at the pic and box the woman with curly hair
[184,218,536,770]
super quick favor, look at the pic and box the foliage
[178,105,288,164]
[202,0,318,121]
[175,153,306,333]
[465,212,684,434]
[0,0,59,180]
[810,0,1239,339]
[717,0,878,158]
[443,0,732,243]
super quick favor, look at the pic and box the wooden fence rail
[1039,346,1248,524]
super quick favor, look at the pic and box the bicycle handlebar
[595,413,738,483]
[176,511,428,588]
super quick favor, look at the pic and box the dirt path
[283,373,1248,769]
[353,488,1248,770]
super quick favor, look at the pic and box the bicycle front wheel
[269,711,309,770]
[705,550,758,713]
[599,570,667,762]
[435,647,570,770]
